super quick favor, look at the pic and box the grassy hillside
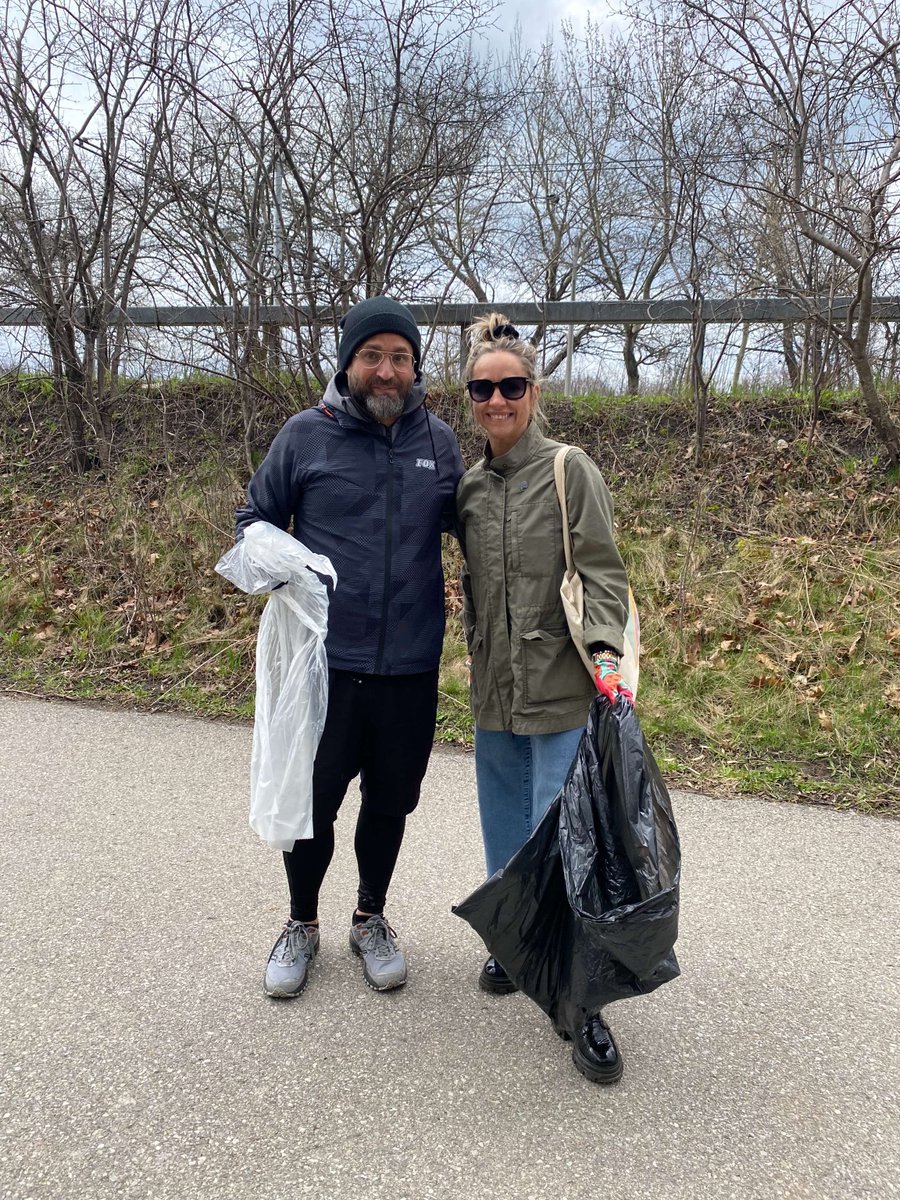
[1,378,898,814]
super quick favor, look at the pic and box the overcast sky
[492,0,619,45]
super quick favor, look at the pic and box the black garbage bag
[453,695,681,1033]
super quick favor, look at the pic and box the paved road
[1,695,898,1200]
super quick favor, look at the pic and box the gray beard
[350,386,408,424]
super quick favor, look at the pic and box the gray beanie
[337,297,422,372]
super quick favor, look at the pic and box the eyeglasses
[354,348,416,370]
[466,377,530,403]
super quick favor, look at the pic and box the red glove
[592,652,634,706]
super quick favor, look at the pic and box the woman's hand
[592,651,634,706]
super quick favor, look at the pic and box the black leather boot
[571,1013,624,1084]
[478,956,518,995]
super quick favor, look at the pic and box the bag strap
[553,446,575,574]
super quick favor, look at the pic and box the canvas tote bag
[553,447,640,698]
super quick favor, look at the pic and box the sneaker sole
[361,973,407,992]
[263,978,308,999]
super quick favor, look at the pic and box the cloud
[496,0,619,45]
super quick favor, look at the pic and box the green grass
[617,527,899,813]
[436,635,473,744]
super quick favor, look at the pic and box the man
[236,296,464,999]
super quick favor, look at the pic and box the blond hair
[464,312,545,428]
[464,313,539,381]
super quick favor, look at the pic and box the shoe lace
[363,916,398,959]
[275,920,312,963]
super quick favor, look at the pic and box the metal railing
[3,296,899,327]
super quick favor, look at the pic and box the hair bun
[467,312,520,350]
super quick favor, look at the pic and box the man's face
[346,333,417,425]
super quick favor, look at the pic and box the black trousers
[283,668,439,921]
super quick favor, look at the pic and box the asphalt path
[1,695,898,1200]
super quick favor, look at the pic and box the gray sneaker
[264,920,319,998]
[349,916,407,991]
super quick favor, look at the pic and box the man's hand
[592,651,634,706]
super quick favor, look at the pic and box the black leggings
[283,669,439,921]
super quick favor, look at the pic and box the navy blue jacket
[236,376,464,675]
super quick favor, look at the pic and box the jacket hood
[322,372,428,424]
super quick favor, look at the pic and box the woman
[457,313,633,1085]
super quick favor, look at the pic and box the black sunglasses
[466,376,530,403]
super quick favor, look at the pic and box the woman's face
[469,350,538,456]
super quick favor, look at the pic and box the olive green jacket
[458,421,629,734]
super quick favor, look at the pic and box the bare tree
[0,0,207,468]
[487,34,601,374]
[261,0,502,328]
[683,0,900,465]
[452,18,724,391]
[564,17,700,393]
[151,94,284,469]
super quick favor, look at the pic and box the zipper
[498,474,512,728]
[484,471,511,729]
[374,436,395,673]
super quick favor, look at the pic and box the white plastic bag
[215,521,337,850]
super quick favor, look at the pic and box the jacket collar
[482,419,545,476]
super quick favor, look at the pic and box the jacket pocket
[509,502,560,579]
[521,629,587,706]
